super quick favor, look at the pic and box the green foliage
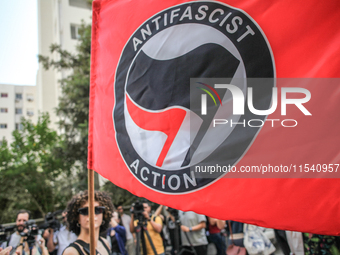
[1,1,137,224]
[0,139,11,170]
[0,114,74,222]
[38,19,138,208]
[102,182,137,208]
[38,23,91,190]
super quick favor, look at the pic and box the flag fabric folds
[88,0,340,235]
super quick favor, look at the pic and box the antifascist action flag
[88,0,340,235]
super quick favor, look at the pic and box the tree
[102,182,137,208]
[38,22,137,202]
[0,114,74,222]
[39,22,92,190]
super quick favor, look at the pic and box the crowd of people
[1,191,339,255]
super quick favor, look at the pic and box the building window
[0,108,8,113]
[15,123,23,130]
[0,124,7,129]
[15,108,22,114]
[27,94,34,102]
[1,93,8,98]
[69,0,91,9]
[15,93,23,100]
[27,109,34,116]
[70,24,81,40]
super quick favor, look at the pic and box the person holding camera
[47,211,77,255]
[15,236,49,255]
[164,207,181,255]
[129,201,164,255]
[1,211,49,255]
[62,190,114,255]
[1,210,30,251]
[117,205,135,255]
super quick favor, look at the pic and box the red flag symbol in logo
[126,94,187,167]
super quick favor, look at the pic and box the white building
[36,0,92,130]
[0,84,38,144]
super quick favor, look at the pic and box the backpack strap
[99,237,111,255]
[73,239,110,255]
[65,243,86,255]
[74,240,99,255]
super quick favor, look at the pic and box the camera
[130,200,146,222]
[39,210,62,231]
[0,225,15,243]
[167,207,179,219]
[20,220,39,246]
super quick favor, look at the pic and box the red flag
[88,0,340,235]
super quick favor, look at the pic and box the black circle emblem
[114,1,275,193]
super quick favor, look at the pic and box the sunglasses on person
[78,206,105,215]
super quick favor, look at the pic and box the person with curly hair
[62,190,114,255]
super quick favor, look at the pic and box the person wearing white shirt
[47,211,77,255]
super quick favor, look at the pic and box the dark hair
[16,210,30,220]
[142,199,150,206]
[66,190,114,236]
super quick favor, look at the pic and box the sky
[0,0,38,86]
